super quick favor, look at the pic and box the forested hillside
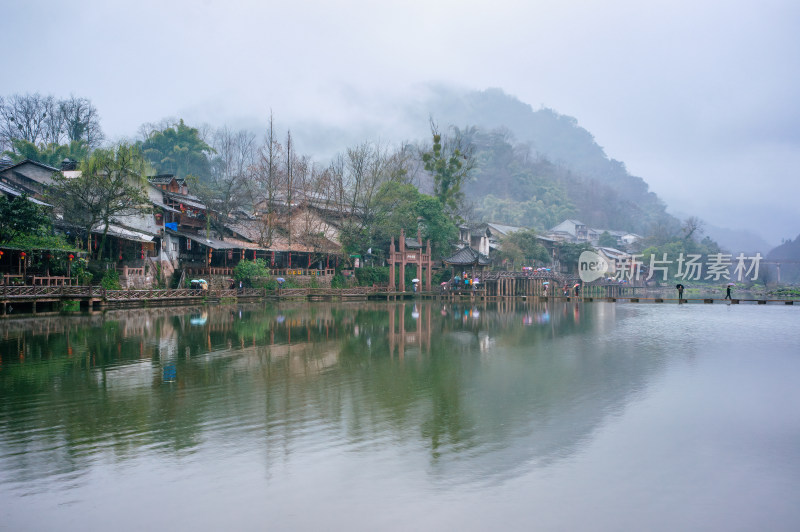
[766,235,800,283]
[422,88,675,234]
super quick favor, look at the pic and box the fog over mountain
[281,85,787,251]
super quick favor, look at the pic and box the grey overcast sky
[5,0,799,244]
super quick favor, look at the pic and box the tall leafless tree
[250,112,285,247]
[0,93,104,153]
[191,125,256,235]
[0,93,53,149]
[328,141,414,256]
[59,96,104,148]
[682,216,705,241]
[285,129,295,252]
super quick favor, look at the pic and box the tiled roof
[443,246,491,266]
[164,191,205,210]
[0,159,60,173]
[148,174,184,186]
[404,237,423,249]
[0,181,51,206]
[487,222,525,235]
[166,229,240,250]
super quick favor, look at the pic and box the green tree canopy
[138,119,214,179]
[495,229,551,269]
[0,194,51,245]
[369,181,457,259]
[558,242,595,273]
[3,138,88,167]
[639,236,723,282]
[598,231,618,247]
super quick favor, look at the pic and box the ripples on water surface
[1,301,799,531]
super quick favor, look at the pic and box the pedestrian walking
[676,283,684,301]
[725,284,732,300]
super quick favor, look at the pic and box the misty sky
[6,0,799,245]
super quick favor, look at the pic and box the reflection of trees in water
[0,301,671,487]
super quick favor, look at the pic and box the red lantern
[68,254,74,261]
[20,252,26,258]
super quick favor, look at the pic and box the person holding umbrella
[676,283,684,301]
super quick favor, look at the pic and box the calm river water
[1,300,798,531]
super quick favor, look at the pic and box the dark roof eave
[443,247,491,266]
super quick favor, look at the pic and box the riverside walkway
[0,285,404,316]
[430,289,797,305]
[559,295,795,305]
[1,284,796,317]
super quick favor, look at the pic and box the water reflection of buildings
[1,300,663,492]
[388,303,432,359]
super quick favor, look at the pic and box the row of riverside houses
[456,220,642,278]
[0,156,344,288]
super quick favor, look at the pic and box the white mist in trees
[682,216,705,242]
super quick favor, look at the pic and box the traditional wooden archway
[388,229,433,292]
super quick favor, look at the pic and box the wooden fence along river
[1,278,796,317]
[0,285,393,316]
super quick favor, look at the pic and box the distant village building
[594,246,631,277]
[458,222,558,264]
[544,219,640,248]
